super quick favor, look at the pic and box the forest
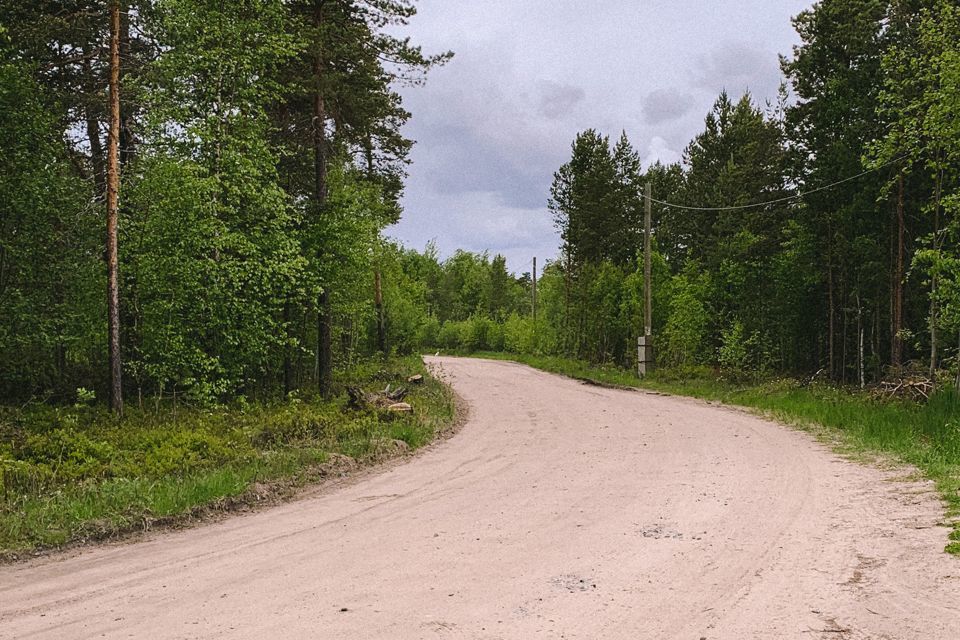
[1,0,960,556]
[2,0,959,414]
[1,0,452,411]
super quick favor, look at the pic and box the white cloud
[644,136,683,169]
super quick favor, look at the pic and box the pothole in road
[550,574,597,592]
[638,523,684,540]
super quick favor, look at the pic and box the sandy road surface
[2,357,959,639]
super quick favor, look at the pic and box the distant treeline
[394,1,960,388]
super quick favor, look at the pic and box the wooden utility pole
[639,182,654,376]
[106,0,123,415]
[644,184,653,337]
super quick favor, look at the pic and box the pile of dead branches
[872,375,936,402]
[347,384,422,411]
[346,374,424,412]
[346,383,409,411]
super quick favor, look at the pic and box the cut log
[388,402,413,413]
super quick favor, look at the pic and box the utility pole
[639,182,654,377]
[106,0,123,415]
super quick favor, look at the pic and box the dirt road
[2,357,959,639]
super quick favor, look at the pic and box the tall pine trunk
[313,2,332,397]
[106,0,123,415]
[118,8,136,169]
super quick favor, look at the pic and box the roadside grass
[464,351,960,554]
[0,356,456,558]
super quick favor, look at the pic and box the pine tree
[105,0,122,413]
[783,0,894,379]
[278,0,449,395]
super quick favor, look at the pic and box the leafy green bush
[457,319,478,351]
[417,315,441,348]
[134,429,253,477]
[468,316,496,351]
[486,320,505,351]
[248,402,340,448]
[718,320,752,380]
[438,321,462,350]
[21,428,118,483]
[503,313,531,353]
[662,274,710,367]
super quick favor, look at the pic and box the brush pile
[347,383,411,411]
[872,375,936,402]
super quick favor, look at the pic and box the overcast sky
[385,0,814,274]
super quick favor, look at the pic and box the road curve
[2,357,959,639]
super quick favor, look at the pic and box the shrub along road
[2,357,959,639]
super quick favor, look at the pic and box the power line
[648,155,905,212]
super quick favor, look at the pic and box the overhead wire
[647,155,906,212]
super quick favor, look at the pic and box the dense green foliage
[0,1,448,405]
[4,1,956,398]
[0,4,461,552]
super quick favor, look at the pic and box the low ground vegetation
[0,357,455,558]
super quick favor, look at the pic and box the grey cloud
[642,89,694,125]
[537,80,586,119]
[405,114,557,210]
[402,70,572,210]
[389,0,813,270]
[387,185,559,273]
[693,42,782,96]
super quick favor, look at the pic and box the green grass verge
[465,351,960,555]
[0,356,456,558]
